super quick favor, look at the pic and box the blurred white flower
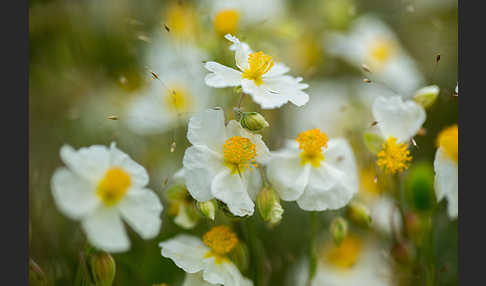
[51,142,163,252]
[166,169,199,229]
[370,196,403,236]
[182,108,269,216]
[204,34,309,109]
[125,34,211,135]
[327,16,424,95]
[160,226,253,286]
[182,273,218,286]
[434,125,458,219]
[267,129,358,211]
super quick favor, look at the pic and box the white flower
[370,196,403,236]
[182,108,269,216]
[266,129,358,211]
[204,34,309,109]
[159,226,253,286]
[327,15,424,95]
[50,142,163,252]
[434,125,458,219]
[182,273,218,286]
[125,34,211,135]
[166,169,199,229]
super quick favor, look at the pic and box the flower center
[165,3,197,38]
[223,136,258,175]
[213,9,239,36]
[296,129,328,168]
[368,37,394,67]
[242,52,274,86]
[326,235,363,269]
[96,168,131,206]
[437,124,458,163]
[377,137,412,174]
[359,168,381,197]
[203,225,238,263]
[164,85,192,113]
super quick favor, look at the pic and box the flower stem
[243,217,264,286]
[306,211,318,286]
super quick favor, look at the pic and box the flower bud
[256,187,284,225]
[405,162,435,212]
[240,112,269,132]
[330,217,348,246]
[88,252,116,286]
[414,85,439,109]
[29,258,48,286]
[166,184,188,201]
[391,241,415,265]
[348,202,372,227]
[197,200,217,220]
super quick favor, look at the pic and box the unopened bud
[330,217,348,246]
[414,85,439,109]
[257,187,283,225]
[89,252,116,286]
[391,241,415,265]
[29,258,48,286]
[348,202,372,227]
[240,112,269,132]
[197,200,217,220]
[166,184,188,201]
[228,242,250,273]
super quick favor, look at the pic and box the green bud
[256,187,283,225]
[240,112,269,132]
[196,200,217,220]
[166,184,188,201]
[414,85,439,109]
[330,217,348,246]
[348,202,372,227]
[228,242,250,273]
[29,258,48,286]
[363,132,384,154]
[88,252,116,286]
[405,162,435,212]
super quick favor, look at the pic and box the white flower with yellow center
[160,225,254,286]
[204,34,309,109]
[434,124,458,219]
[125,34,211,135]
[50,143,163,252]
[266,129,358,211]
[372,96,426,174]
[327,16,423,95]
[182,108,269,216]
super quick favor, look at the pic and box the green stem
[306,212,318,286]
[244,217,264,286]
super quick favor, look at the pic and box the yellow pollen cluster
[242,52,274,86]
[296,129,328,167]
[213,9,239,36]
[369,38,394,66]
[377,137,412,174]
[164,85,193,113]
[96,168,131,206]
[326,235,363,269]
[223,136,257,175]
[203,225,238,255]
[437,124,458,163]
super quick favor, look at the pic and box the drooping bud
[256,187,283,225]
[330,217,348,246]
[228,242,250,273]
[88,252,116,286]
[348,202,372,227]
[29,258,48,286]
[197,200,217,220]
[405,162,435,212]
[240,112,269,132]
[414,85,439,109]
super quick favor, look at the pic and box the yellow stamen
[96,168,131,206]
[296,129,328,168]
[242,52,274,86]
[164,85,192,113]
[203,226,238,263]
[223,136,258,175]
[377,137,412,174]
[326,235,362,269]
[437,124,458,163]
[369,38,394,67]
[213,9,239,36]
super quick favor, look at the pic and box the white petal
[51,168,100,219]
[183,146,223,201]
[81,208,130,253]
[182,273,215,286]
[323,138,359,192]
[225,34,251,70]
[266,148,311,201]
[434,148,458,219]
[174,204,198,229]
[245,168,263,201]
[371,196,403,236]
[125,92,174,135]
[265,62,290,77]
[109,142,149,188]
[159,235,208,273]
[225,120,271,164]
[204,62,242,88]
[60,144,110,182]
[187,108,226,151]
[211,169,254,216]
[372,96,426,142]
[118,188,163,239]
[202,258,249,286]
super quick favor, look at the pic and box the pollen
[203,225,238,256]
[242,52,274,86]
[213,9,239,36]
[96,168,131,206]
[437,124,458,163]
[296,129,328,167]
[377,137,412,174]
[223,136,258,175]
[326,235,363,269]
[164,85,193,113]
